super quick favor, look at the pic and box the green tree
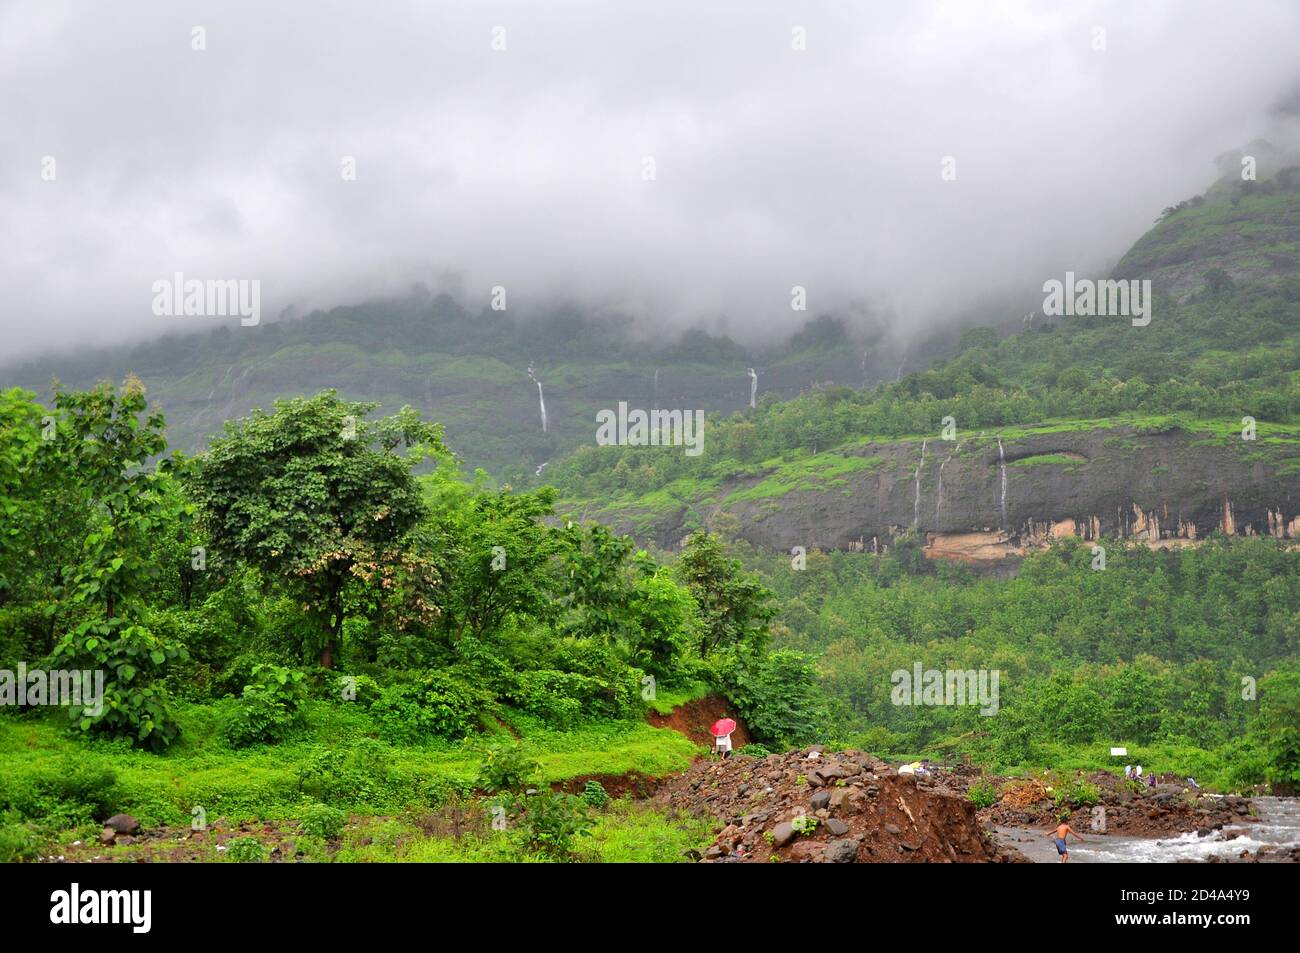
[675,531,775,656]
[190,392,445,667]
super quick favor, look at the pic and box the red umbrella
[711,718,737,737]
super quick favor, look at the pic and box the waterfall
[535,460,549,478]
[913,439,927,528]
[936,443,960,521]
[527,363,548,433]
[746,368,758,409]
[653,368,659,404]
[997,437,1008,530]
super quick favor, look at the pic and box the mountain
[548,169,1300,563]
[3,299,908,484]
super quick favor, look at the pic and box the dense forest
[0,382,813,861]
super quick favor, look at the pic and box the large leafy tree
[34,377,189,749]
[675,531,775,657]
[190,391,445,667]
[423,475,561,643]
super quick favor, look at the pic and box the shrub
[0,811,40,863]
[475,742,539,794]
[519,792,592,859]
[968,781,998,809]
[224,837,266,863]
[50,620,186,750]
[581,780,610,809]
[1053,776,1101,809]
[738,743,772,759]
[299,803,348,840]
[718,649,824,748]
[222,663,307,747]
[0,759,119,827]
[370,669,492,743]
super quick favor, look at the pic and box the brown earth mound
[969,771,1255,837]
[647,694,750,749]
[655,747,1026,863]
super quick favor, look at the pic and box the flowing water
[747,368,758,409]
[999,798,1300,863]
[996,438,1008,530]
[913,439,927,527]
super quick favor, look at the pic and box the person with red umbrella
[711,717,737,760]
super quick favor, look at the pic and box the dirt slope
[647,694,750,749]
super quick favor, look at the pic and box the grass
[1008,453,1086,468]
[332,799,714,863]
[0,700,701,831]
[645,680,712,716]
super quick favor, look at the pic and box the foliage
[51,619,186,750]
[475,742,539,794]
[370,670,493,743]
[967,781,998,809]
[223,663,308,747]
[189,392,446,667]
[224,836,266,863]
[580,780,610,809]
[299,802,348,840]
[790,813,818,835]
[1053,776,1101,809]
[517,791,593,859]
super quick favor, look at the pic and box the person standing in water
[1047,817,1085,863]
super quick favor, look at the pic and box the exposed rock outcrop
[588,424,1300,564]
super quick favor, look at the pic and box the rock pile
[655,747,1026,863]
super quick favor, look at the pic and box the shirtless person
[1046,818,1084,863]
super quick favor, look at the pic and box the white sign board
[1110,747,1128,757]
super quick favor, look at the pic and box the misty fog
[3,0,1300,362]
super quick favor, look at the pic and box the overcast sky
[3,0,1300,362]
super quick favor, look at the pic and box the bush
[581,780,610,809]
[0,759,119,827]
[294,741,420,807]
[224,837,266,863]
[0,811,40,863]
[518,792,592,859]
[738,743,772,759]
[222,663,307,747]
[370,669,492,743]
[720,649,825,748]
[50,619,186,750]
[475,742,539,794]
[1053,776,1101,809]
[299,803,348,840]
[968,781,998,809]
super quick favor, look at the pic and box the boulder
[105,814,140,834]
[825,839,859,863]
[771,822,796,847]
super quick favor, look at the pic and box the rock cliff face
[589,424,1300,564]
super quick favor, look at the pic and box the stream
[997,797,1300,862]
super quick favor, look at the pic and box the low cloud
[3,0,1300,361]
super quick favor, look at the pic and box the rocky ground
[961,770,1255,838]
[655,747,1026,862]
